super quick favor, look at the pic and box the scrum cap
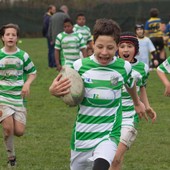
[119,32,139,56]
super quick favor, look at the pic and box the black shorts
[150,37,164,51]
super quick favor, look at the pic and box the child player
[110,32,157,170]
[157,57,170,96]
[73,13,93,56]
[135,24,156,68]
[145,8,166,68]
[49,19,146,170]
[55,18,87,71]
[0,23,36,167]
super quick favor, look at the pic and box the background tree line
[0,0,169,37]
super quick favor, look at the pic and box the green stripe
[0,100,23,107]
[0,64,22,70]
[160,66,169,73]
[24,57,31,66]
[77,114,115,124]
[0,85,22,91]
[76,130,110,140]
[64,52,80,56]
[122,92,131,97]
[122,105,134,111]
[0,92,22,99]
[25,67,36,74]
[0,75,23,81]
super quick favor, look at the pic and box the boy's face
[136,28,144,38]
[64,22,73,34]
[118,42,135,63]
[2,28,18,47]
[76,16,86,26]
[93,35,117,66]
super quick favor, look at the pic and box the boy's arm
[55,49,62,71]
[140,86,157,123]
[21,73,36,98]
[125,84,147,120]
[81,48,87,58]
[157,69,170,96]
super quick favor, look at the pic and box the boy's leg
[0,106,26,167]
[90,139,117,170]
[109,142,127,170]
[1,116,15,159]
[110,126,137,170]
[13,108,27,136]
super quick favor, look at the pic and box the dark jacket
[42,12,51,37]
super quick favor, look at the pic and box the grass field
[0,38,170,170]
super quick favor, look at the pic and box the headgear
[119,32,139,56]
[135,24,144,30]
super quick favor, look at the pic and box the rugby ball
[60,65,84,107]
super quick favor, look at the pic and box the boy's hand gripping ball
[59,65,84,107]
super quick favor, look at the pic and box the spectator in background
[42,5,56,68]
[73,13,93,56]
[145,8,166,68]
[135,24,156,68]
[48,5,69,68]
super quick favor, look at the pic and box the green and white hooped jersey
[71,55,134,152]
[73,24,92,44]
[0,48,36,108]
[121,60,149,126]
[157,57,170,73]
[55,31,86,67]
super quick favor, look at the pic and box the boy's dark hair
[64,18,73,25]
[119,32,139,56]
[0,23,20,37]
[150,8,159,17]
[93,18,121,44]
[76,13,85,18]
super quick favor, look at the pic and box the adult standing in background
[48,5,69,67]
[42,5,56,68]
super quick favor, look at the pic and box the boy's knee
[3,126,13,137]
[14,129,25,137]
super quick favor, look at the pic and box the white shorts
[120,126,137,148]
[70,139,117,170]
[0,105,27,125]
